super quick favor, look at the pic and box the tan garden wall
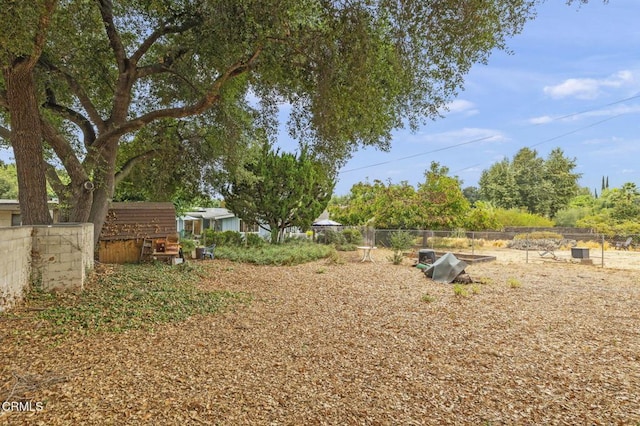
[0,223,94,312]
[0,226,32,311]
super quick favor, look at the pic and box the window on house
[11,214,21,226]
[184,220,202,236]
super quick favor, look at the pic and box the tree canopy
[329,162,474,230]
[1,0,538,243]
[478,148,581,217]
[221,144,335,243]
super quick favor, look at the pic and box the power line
[339,93,640,176]
[341,135,496,173]
[529,113,625,148]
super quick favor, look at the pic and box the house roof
[0,199,20,211]
[183,207,236,221]
[0,199,58,212]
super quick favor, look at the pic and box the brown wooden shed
[98,202,177,264]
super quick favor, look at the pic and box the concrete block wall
[32,223,94,292]
[0,227,32,312]
[0,223,94,311]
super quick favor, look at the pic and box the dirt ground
[1,247,640,425]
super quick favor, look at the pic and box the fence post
[525,233,529,264]
[471,232,475,255]
[601,234,605,268]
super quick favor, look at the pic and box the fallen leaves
[1,248,639,424]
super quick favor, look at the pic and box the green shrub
[335,243,357,252]
[203,230,244,246]
[317,229,346,245]
[341,228,363,245]
[179,238,196,253]
[245,233,266,247]
[201,228,216,246]
[453,284,469,297]
[494,208,554,227]
[554,206,591,227]
[421,293,436,303]
[507,277,522,288]
[215,240,334,265]
[388,231,415,265]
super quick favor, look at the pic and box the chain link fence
[365,228,639,269]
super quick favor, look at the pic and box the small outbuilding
[98,202,177,264]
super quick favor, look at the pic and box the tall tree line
[477,148,581,217]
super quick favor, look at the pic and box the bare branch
[38,59,106,133]
[0,125,11,141]
[131,21,196,65]
[44,162,67,196]
[97,0,127,72]
[40,119,90,184]
[43,88,96,146]
[114,149,158,185]
[136,48,189,78]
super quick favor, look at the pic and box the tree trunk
[88,142,118,246]
[3,62,52,225]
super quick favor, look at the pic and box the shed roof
[100,202,177,241]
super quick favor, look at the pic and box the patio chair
[615,237,632,250]
[203,244,216,259]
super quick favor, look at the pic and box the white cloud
[543,70,639,100]
[529,115,554,125]
[440,99,478,116]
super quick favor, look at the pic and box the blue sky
[328,1,640,195]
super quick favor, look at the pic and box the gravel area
[2,248,640,425]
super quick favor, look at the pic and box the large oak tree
[0,0,539,244]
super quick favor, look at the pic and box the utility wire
[340,92,640,176]
[341,135,496,173]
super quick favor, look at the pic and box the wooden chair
[615,237,632,250]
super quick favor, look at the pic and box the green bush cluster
[202,229,245,247]
[494,208,554,227]
[245,233,266,247]
[341,228,363,245]
[215,240,334,265]
[179,238,197,253]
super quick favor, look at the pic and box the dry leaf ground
[2,248,640,425]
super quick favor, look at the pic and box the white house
[177,207,265,239]
[0,199,21,227]
[0,199,59,227]
[176,207,320,242]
